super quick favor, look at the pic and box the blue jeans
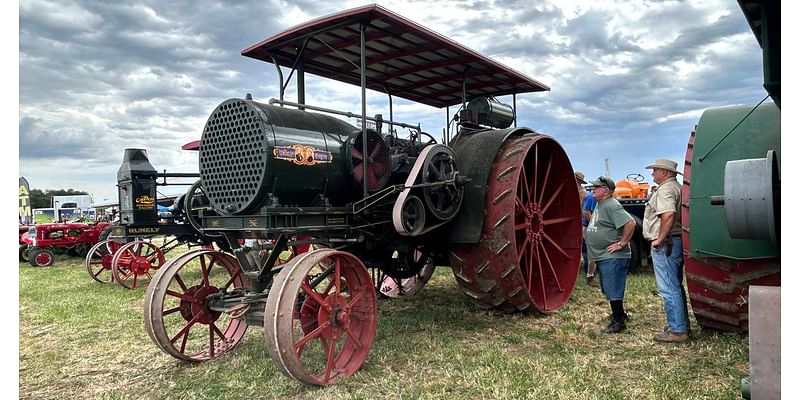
[652,236,690,333]
[595,257,629,301]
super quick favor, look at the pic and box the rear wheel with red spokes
[449,134,582,313]
[265,249,378,385]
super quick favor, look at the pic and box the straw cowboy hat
[574,171,587,184]
[645,159,682,175]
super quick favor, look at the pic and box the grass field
[19,251,749,399]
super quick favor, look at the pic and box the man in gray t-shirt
[585,176,636,333]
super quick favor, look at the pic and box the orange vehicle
[613,173,651,199]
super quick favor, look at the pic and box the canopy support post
[360,23,368,198]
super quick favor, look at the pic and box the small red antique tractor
[23,221,111,267]
[132,5,582,386]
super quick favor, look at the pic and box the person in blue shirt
[582,183,598,285]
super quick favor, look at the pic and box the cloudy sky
[18,0,771,204]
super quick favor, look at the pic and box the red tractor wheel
[29,247,55,267]
[85,239,121,283]
[19,245,30,262]
[681,129,780,332]
[111,240,166,289]
[144,249,248,361]
[449,134,582,313]
[264,249,378,386]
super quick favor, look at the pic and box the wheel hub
[180,285,221,324]
[318,295,348,341]
[101,254,114,269]
[129,256,152,274]
[522,204,544,239]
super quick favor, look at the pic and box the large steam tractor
[140,5,581,385]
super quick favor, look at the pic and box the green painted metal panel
[688,103,780,259]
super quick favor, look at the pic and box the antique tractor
[22,221,111,267]
[140,5,582,386]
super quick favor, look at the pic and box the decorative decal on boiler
[273,145,333,166]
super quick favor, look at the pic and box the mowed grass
[20,251,748,400]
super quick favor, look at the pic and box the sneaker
[604,320,626,334]
[586,275,599,287]
[653,331,688,343]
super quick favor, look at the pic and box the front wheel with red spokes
[144,249,248,362]
[264,249,378,386]
[111,240,165,289]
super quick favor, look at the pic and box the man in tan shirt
[643,159,690,343]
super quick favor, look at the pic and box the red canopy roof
[242,4,549,109]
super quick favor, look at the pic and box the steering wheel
[626,173,645,182]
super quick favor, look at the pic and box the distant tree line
[29,189,89,209]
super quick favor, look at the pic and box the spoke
[200,255,210,287]
[206,257,219,278]
[517,235,530,262]
[121,270,135,281]
[170,315,199,345]
[132,273,138,288]
[179,328,189,354]
[92,268,105,278]
[146,272,153,280]
[301,281,332,311]
[344,288,369,310]
[90,259,103,265]
[532,143,539,204]
[527,238,537,290]
[222,270,241,291]
[514,222,528,232]
[543,216,576,226]
[211,322,225,340]
[543,232,570,259]
[519,161,531,203]
[323,332,337,382]
[163,306,181,316]
[537,156,554,205]
[166,289,200,304]
[174,273,188,291]
[540,182,565,215]
[146,251,161,262]
[538,240,563,292]
[515,196,526,213]
[535,239,549,310]
[334,259,342,296]
[342,325,364,350]
[294,320,331,354]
